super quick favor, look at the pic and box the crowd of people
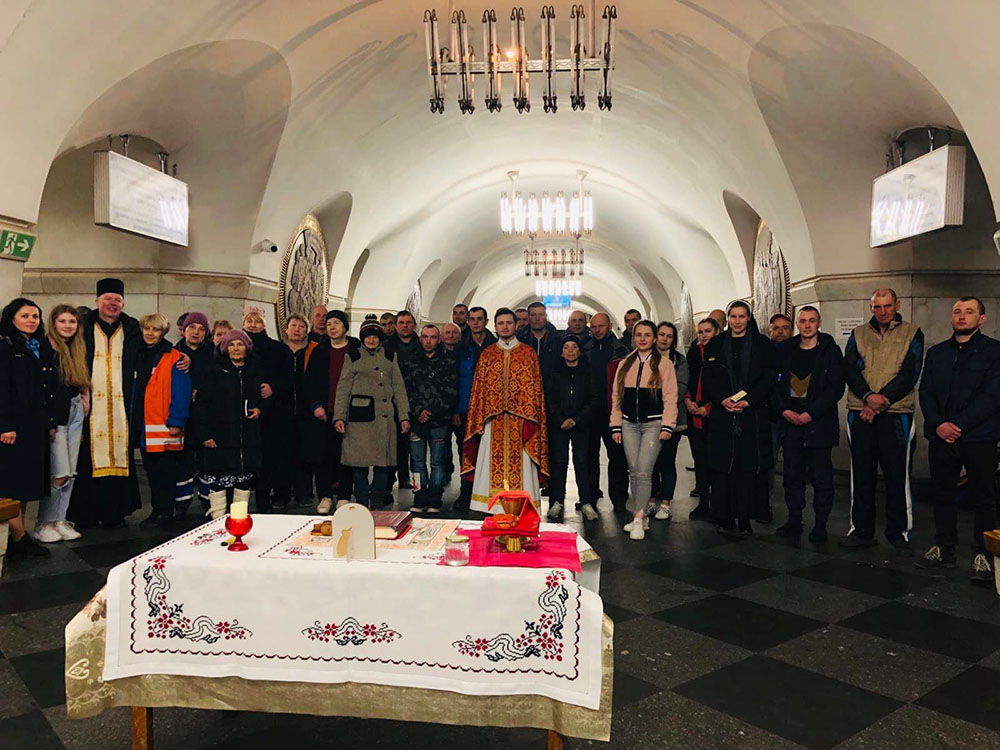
[1,279,998,583]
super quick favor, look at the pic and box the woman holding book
[699,300,777,537]
[610,320,678,540]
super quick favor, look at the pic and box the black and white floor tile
[2,443,999,749]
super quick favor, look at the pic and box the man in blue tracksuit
[916,297,1000,582]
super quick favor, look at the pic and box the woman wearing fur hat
[333,315,410,508]
[193,329,263,519]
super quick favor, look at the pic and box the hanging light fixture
[535,278,583,297]
[423,3,617,115]
[501,170,594,238]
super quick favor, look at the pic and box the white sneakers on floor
[581,504,600,521]
[624,514,650,540]
[317,498,333,514]
[32,522,63,543]
[336,499,350,509]
[654,503,671,521]
[547,502,564,520]
[55,520,82,540]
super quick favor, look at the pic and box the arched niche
[347,248,370,307]
[311,191,353,273]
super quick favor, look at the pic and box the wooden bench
[983,530,1000,595]
[0,498,21,578]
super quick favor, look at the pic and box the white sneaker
[317,497,333,515]
[33,522,63,544]
[654,503,671,521]
[425,507,441,514]
[629,523,646,540]
[55,520,82,540]
[644,501,658,517]
[547,502,564,520]
[581,504,599,521]
[336,499,350,509]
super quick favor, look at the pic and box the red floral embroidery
[284,545,318,557]
[453,570,568,662]
[302,617,401,646]
[190,529,228,547]
[142,556,252,643]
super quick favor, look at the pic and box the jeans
[410,425,450,508]
[548,426,593,508]
[621,420,662,513]
[928,439,998,555]
[781,425,835,527]
[651,431,682,501]
[39,393,85,524]
[353,466,391,508]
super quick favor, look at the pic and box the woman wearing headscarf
[700,300,778,537]
[333,315,410,509]
[0,297,56,558]
[194,329,263,519]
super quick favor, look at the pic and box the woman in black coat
[0,298,56,557]
[193,330,263,519]
[700,301,778,536]
[544,336,599,521]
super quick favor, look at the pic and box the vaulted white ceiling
[2,0,998,322]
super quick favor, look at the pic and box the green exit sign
[0,230,35,261]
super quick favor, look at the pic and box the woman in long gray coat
[333,315,410,508]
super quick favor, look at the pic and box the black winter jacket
[246,330,293,420]
[193,355,263,476]
[517,323,563,379]
[545,360,598,430]
[774,333,846,448]
[919,330,1000,443]
[701,328,777,474]
[0,334,55,501]
[400,345,458,435]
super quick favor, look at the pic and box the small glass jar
[444,534,470,566]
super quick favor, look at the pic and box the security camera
[255,239,278,254]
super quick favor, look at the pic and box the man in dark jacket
[516,302,563,379]
[701,301,778,536]
[401,325,457,512]
[384,309,420,489]
[453,307,497,510]
[586,313,629,510]
[773,307,845,541]
[916,297,1000,581]
[544,336,599,520]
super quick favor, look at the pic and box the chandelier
[501,170,593,238]
[525,246,584,279]
[423,4,617,114]
[536,278,582,297]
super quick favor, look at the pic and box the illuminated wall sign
[870,144,965,248]
[94,151,189,246]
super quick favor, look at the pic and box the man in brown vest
[842,288,924,555]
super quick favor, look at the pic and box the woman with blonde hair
[610,320,678,540]
[35,304,90,542]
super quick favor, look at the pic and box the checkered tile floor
[2,443,999,749]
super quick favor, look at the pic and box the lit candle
[230,501,248,520]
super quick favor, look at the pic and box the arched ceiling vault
[2,0,999,317]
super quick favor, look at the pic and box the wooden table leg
[547,729,564,750]
[131,706,153,750]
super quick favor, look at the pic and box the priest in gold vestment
[462,308,549,512]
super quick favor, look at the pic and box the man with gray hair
[842,288,924,555]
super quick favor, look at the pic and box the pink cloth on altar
[446,529,582,573]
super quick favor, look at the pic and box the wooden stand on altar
[331,503,376,560]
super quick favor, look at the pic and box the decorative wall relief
[405,280,422,322]
[678,282,694,350]
[278,215,329,331]
[752,221,792,325]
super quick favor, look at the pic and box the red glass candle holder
[225,514,253,551]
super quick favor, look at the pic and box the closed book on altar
[371,511,413,540]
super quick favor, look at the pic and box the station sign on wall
[870,144,965,248]
[94,151,189,246]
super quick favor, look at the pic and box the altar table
[65,516,612,747]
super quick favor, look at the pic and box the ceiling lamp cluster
[536,278,582,297]
[525,247,584,280]
[423,3,617,114]
[501,170,594,238]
